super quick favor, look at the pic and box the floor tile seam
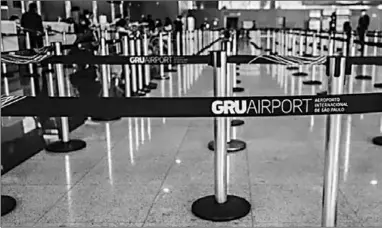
[141,124,192,226]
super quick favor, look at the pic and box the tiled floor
[1,40,382,227]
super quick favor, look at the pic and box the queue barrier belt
[2,93,382,117]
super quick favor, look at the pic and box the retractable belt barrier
[2,93,382,117]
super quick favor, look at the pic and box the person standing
[357,9,370,54]
[20,2,44,48]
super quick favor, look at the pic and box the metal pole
[36,1,42,15]
[213,51,228,204]
[143,34,151,89]
[21,1,26,14]
[122,36,131,97]
[176,32,181,56]
[167,32,173,70]
[129,38,138,94]
[110,1,116,22]
[159,32,165,78]
[2,63,10,96]
[100,38,109,97]
[25,31,36,96]
[226,40,232,144]
[92,1,98,21]
[136,38,144,91]
[299,31,304,56]
[322,57,346,227]
[64,1,71,19]
[44,30,55,97]
[53,42,70,143]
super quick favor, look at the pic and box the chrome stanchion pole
[25,31,37,96]
[44,30,55,97]
[1,63,10,96]
[143,34,157,90]
[46,42,87,153]
[322,56,346,227]
[129,37,143,96]
[122,36,131,97]
[155,32,169,80]
[166,31,176,72]
[192,51,250,221]
[136,37,147,94]
[176,32,181,56]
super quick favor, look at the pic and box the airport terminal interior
[1,0,382,227]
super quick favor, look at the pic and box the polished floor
[1,41,382,227]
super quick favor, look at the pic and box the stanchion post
[25,31,36,96]
[44,30,55,97]
[122,36,131,97]
[322,56,346,227]
[1,63,10,96]
[136,37,146,94]
[46,42,87,153]
[192,51,251,221]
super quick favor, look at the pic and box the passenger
[20,2,44,48]
[164,17,173,32]
[147,15,155,32]
[357,9,370,54]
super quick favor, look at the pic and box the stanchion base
[231,119,245,127]
[355,75,372,81]
[233,87,245,93]
[192,195,251,222]
[374,83,382,89]
[292,72,308,77]
[317,91,328,96]
[236,80,242,84]
[132,91,146,97]
[303,80,322,86]
[142,87,151,93]
[46,139,86,153]
[372,136,382,146]
[208,140,247,153]
[148,82,158,90]
[286,66,299,71]
[153,76,170,80]
[1,195,17,216]
[92,116,122,122]
[165,68,177,73]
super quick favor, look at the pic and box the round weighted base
[91,116,122,122]
[165,68,177,73]
[142,87,151,93]
[208,140,246,153]
[236,80,242,84]
[355,75,372,81]
[148,82,158,90]
[286,66,299,71]
[46,139,87,153]
[303,80,322,86]
[132,91,146,97]
[374,83,382,89]
[233,87,245,93]
[1,195,16,216]
[292,72,308,77]
[192,195,251,222]
[153,76,170,80]
[317,91,328,96]
[231,119,245,127]
[372,136,382,146]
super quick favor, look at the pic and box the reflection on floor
[1,41,382,227]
